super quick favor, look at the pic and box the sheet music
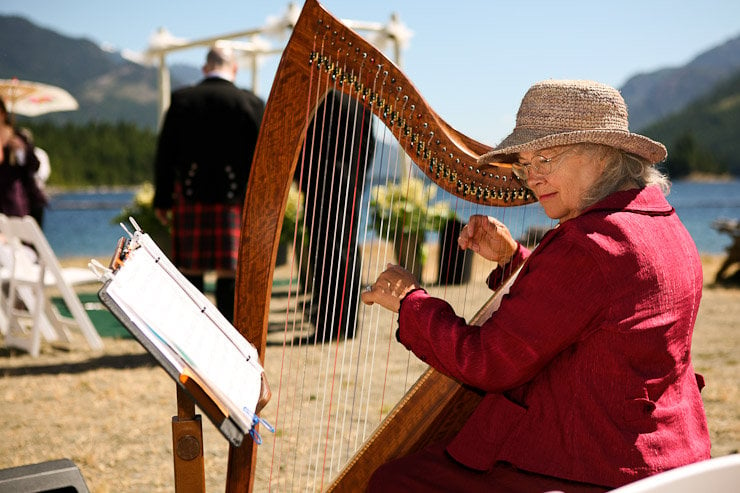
[103,230,264,432]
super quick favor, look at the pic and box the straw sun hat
[478,79,667,165]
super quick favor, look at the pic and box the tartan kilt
[172,201,242,271]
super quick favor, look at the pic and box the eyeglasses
[510,149,571,184]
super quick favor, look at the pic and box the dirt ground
[0,255,738,492]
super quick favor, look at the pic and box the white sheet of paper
[105,232,263,428]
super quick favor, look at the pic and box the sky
[2,0,739,144]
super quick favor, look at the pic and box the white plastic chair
[0,214,103,356]
[609,455,740,492]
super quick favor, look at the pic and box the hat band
[479,128,667,165]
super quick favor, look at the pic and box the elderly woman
[362,80,710,492]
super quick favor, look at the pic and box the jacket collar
[533,186,674,253]
[581,185,674,217]
[201,75,234,85]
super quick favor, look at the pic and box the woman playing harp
[362,79,711,492]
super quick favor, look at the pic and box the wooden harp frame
[226,0,535,490]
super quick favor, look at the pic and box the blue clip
[245,409,275,445]
[249,427,262,445]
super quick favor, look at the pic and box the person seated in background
[362,79,710,492]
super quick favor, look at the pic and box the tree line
[17,120,732,190]
[20,120,157,188]
[642,70,740,179]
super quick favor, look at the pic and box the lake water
[43,180,740,260]
[44,190,134,260]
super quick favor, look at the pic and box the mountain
[640,68,740,176]
[0,15,198,129]
[621,34,740,131]
[1,14,739,177]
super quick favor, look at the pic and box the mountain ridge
[2,14,739,177]
[622,33,740,131]
[0,15,199,128]
[3,14,739,132]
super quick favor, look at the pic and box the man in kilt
[153,44,264,323]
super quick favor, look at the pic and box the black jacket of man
[153,77,264,208]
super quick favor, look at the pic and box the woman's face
[517,145,605,223]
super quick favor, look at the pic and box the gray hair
[579,143,671,209]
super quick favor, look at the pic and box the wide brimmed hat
[478,80,667,165]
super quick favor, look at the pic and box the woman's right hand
[458,215,518,264]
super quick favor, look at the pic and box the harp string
[333,79,378,466]
[360,82,418,438]
[265,32,318,488]
[253,16,553,492]
[273,40,389,489]
[304,38,337,488]
[320,70,366,481]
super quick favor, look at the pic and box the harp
[226,0,541,490]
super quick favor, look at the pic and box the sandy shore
[0,254,737,492]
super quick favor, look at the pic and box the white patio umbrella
[0,78,79,118]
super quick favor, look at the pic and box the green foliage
[111,182,167,233]
[369,177,454,237]
[281,183,304,246]
[641,68,740,177]
[369,177,454,269]
[665,133,724,178]
[18,120,157,187]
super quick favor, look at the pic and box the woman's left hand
[361,263,421,313]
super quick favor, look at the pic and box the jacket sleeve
[486,242,530,290]
[152,104,179,210]
[397,233,608,393]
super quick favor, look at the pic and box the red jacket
[397,186,710,488]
